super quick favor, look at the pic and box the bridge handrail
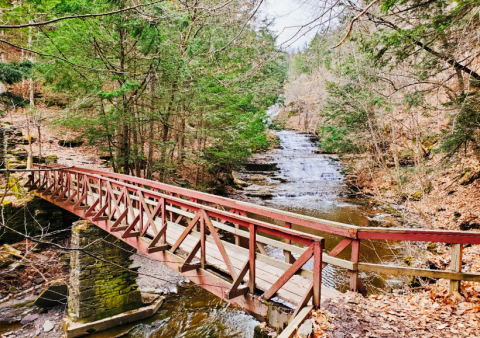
[36,164,480,244]
[27,165,326,311]
[30,164,480,295]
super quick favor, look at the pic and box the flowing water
[89,285,259,338]
[234,130,403,292]
[96,108,402,337]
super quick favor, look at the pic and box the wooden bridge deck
[19,165,480,323]
[81,187,336,306]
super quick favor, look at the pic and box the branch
[364,12,480,81]
[0,1,164,29]
[0,38,136,74]
[332,0,380,49]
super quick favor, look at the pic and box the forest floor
[4,112,108,172]
[0,240,69,338]
[304,283,480,338]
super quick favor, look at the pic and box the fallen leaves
[299,286,480,338]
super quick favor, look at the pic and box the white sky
[260,0,320,50]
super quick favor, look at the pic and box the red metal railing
[25,165,480,305]
[26,165,325,316]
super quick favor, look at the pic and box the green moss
[427,243,438,254]
[45,154,57,165]
[401,191,422,201]
[13,300,35,308]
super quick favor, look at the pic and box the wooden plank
[292,282,312,318]
[200,214,206,269]
[313,241,323,308]
[278,305,313,338]
[256,242,268,255]
[170,212,201,252]
[349,239,360,292]
[179,238,202,272]
[358,230,480,244]
[449,244,463,294]
[358,263,480,281]
[250,224,256,293]
[225,260,250,300]
[284,222,295,264]
[165,223,309,304]
[328,238,352,257]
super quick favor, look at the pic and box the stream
[96,112,403,338]
[233,130,403,292]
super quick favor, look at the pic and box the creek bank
[338,153,480,277]
[304,285,480,338]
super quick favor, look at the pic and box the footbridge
[21,164,480,324]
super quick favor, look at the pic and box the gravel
[132,251,189,295]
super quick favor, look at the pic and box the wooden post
[449,243,463,294]
[161,198,167,245]
[284,222,295,264]
[349,239,360,292]
[249,223,256,293]
[234,224,240,246]
[200,214,206,269]
[313,240,323,308]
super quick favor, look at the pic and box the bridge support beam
[67,220,143,322]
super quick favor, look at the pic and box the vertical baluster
[449,243,463,294]
[139,198,144,235]
[249,223,256,293]
[99,178,102,209]
[76,173,79,202]
[349,239,360,292]
[313,239,324,308]
[67,173,72,199]
[161,198,167,244]
[200,213,206,269]
[284,222,295,264]
[107,181,112,224]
